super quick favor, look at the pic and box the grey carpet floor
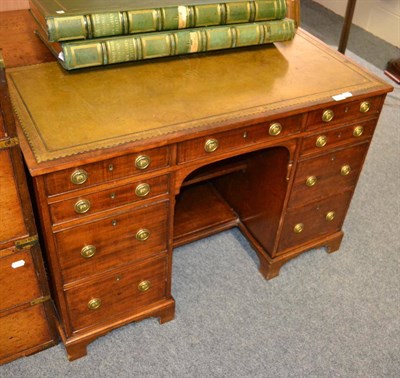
[1,49,399,378]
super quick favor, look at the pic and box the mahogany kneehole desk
[8,29,392,361]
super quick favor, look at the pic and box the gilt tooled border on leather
[8,44,385,163]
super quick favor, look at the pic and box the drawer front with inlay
[49,175,169,225]
[278,191,353,252]
[177,115,302,163]
[44,147,170,196]
[54,201,169,284]
[65,255,168,332]
[306,97,382,131]
[301,119,376,156]
[288,143,369,209]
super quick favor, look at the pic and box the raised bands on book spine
[34,0,288,42]
[57,19,295,70]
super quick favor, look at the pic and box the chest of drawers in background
[0,57,57,365]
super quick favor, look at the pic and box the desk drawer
[49,175,169,225]
[278,191,353,252]
[55,201,169,284]
[288,143,369,209]
[65,255,167,332]
[301,119,376,156]
[306,96,382,131]
[177,115,301,163]
[44,147,170,196]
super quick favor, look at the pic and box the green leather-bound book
[39,18,296,70]
[29,0,288,42]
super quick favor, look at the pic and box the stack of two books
[30,0,297,70]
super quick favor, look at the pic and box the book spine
[61,19,295,70]
[46,0,288,42]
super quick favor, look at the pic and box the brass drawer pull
[135,183,150,197]
[293,223,304,233]
[74,199,91,214]
[326,211,336,221]
[135,155,151,170]
[87,298,101,310]
[138,280,151,292]
[306,176,318,187]
[81,245,96,259]
[269,122,282,136]
[70,169,88,185]
[136,228,150,241]
[360,101,371,113]
[322,109,334,122]
[316,135,327,148]
[353,126,364,137]
[340,164,351,176]
[204,138,219,153]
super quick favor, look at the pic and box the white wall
[315,0,400,47]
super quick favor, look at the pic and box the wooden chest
[5,25,392,362]
[0,56,57,364]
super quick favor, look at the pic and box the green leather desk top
[8,29,390,163]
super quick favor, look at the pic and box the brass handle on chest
[136,229,150,241]
[204,138,219,153]
[135,155,151,170]
[360,101,371,113]
[326,211,336,221]
[293,223,304,233]
[135,183,151,197]
[306,176,318,187]
[269,122,282,136]
[71,169,88,185]
[74,199,91,214]
[340,164,351,176]
[81,245,96,259]
[353,126,364,137]
[138,280,151,292]
[316,135,327,148]
[88,298,102,310]
[322,109,334,122]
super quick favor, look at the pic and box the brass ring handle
[70,169,88,185]
[269,122,282,136]
[204,138,219,153]
[87,298,101,310]
[135,183,150,197]
[326,211,336,221]
[81,245,96,259]
[322,109,334,122]
[305,176,318,187]
[135,155,151,170]
[74,199,91,214]
[340,164,351,176]
[316,135,328,148]
[353,126,364,137]
[360,101,371,113]
[293,223,304,233]
[136,228,150,241]
[138,280,151,292]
